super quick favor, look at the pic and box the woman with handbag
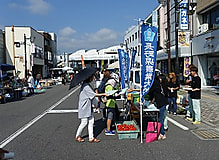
[149,75,169,140]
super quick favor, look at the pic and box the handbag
[146,122,161,143]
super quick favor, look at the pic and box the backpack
[97,77,109,93]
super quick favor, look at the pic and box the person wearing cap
[104,78,117,136]
[190,66,201,124]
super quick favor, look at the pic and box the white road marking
[48,109,78,113]
[0,86,80,148]
[167,117,189,131]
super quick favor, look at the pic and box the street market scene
[1,0,219,160]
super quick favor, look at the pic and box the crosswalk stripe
[0,86,80,148]
[167,117,189,131]
[48,109,78,113]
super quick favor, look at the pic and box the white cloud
[85,28,118,42]
[9,0,51,15]
[58,28,120,53]
[27,0,51,15]
[59,27,76,37]
[0,25,4,30]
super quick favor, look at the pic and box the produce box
[132,92,140,104]
[115,121,140,139]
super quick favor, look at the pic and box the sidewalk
[179,85,219,129]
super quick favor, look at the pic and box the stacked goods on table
[115,121,140,139]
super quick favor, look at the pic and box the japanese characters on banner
[183,57,191,77]
[179,0,189,30]
[118,49,130,89]
[141,24,158,102]
[130,50,137,69]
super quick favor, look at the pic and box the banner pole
[139,18,143,144]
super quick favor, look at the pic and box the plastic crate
[115,121,140,139]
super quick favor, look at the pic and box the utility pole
[175,0,180,76]
[24,34,27,79]
[11,26,16,75]
[167,0,171,73]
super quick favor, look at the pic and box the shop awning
[0,63,15,71]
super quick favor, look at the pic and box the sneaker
[164,128,168,131]
[173,112,177,115]
[105,130,115,136]
[192,121,201,125]
[184,116,189,119]
[186,117,193,122]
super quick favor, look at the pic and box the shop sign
[179,0,189,30]
[183,57,191,77]
[178,31,190,47]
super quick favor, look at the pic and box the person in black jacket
[185,64,196,120]
[149,76,169,140]
[190,66,201,124]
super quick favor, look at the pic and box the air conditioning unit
[198,23,209,34]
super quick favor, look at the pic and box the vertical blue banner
[130,50,137,70]
[118,49,130,89]
[141,24,158,102]
[179,0,189,30]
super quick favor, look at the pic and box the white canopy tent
[108,61,119,69]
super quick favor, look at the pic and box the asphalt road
[0,84,219,160]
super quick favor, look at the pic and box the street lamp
[120,42,129,51]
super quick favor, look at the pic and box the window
[135,71,140,84]
[203,5,219,29]
[135,32,137,39]
[130,71,133,82]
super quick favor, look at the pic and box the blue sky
[0,0,159,54]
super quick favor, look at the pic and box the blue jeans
[158,105,166,135]
[186,94,194,119]
[168,97,177,113]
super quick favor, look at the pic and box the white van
[129,68,161,89]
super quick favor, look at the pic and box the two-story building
[5,26,57,79]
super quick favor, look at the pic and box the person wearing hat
[75,74,108,143]
[190,66,201,124]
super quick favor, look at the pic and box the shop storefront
[192,29,219,86]
[157,45,191,84]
